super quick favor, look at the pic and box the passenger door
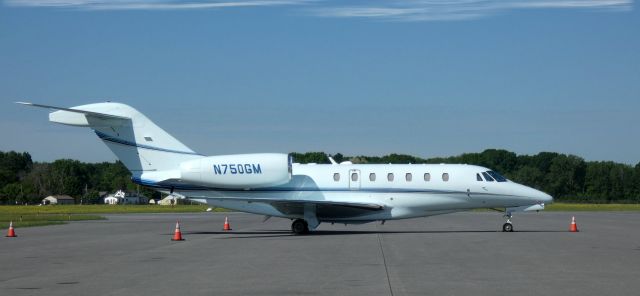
[470,172,491,204]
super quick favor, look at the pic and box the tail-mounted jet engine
[179,153,292,189]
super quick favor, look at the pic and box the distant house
[158,195,178,206]
[104,190,148,205]
[42,195,75,205]
[104,195,119,205]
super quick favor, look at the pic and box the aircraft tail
[18,102,201,175]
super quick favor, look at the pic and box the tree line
[1,149,639,204]
[292,149,640,203]
[0,151,158,205]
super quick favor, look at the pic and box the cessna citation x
[20,102,553,234]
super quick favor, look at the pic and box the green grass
[545,203,640,211]
[0,213,106,229]
[2,203,637,230]
[0,204,226,229]
[0,204,217,215]
[472,203,640,212]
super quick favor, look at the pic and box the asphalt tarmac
[2,211,639,296]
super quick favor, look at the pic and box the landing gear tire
[502,222,514,232]
[291,219,309,235]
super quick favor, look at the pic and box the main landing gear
[502,212,514,232]
[291,219,309,235]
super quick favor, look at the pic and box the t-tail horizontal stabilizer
[16,102,131,122]
[17,101,132,127]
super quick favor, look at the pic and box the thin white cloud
[311,0,634,21]
[4,0,634,20]
[5,0,309,10]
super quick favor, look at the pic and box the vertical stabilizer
[19,102,201,175]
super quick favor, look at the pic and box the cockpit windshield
[487,171,507,182]
[482,172,494,182]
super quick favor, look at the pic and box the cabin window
[424,173,431,181]
[144,136,153,142]
[406,173,412,182]
[369,173,376,182]
[477,173,483,181]
[482,172,494,182]
[442,173,449,182]
[387,173,394,182]
[333,173,340,182]
[351,173,358,182]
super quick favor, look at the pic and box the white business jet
[19,102,553,234]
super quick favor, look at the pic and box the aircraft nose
[516,183,553,204]
[536,190,553,204]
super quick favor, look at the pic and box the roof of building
[106,192,148,198]
[45,195,74,200]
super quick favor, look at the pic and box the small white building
[42,195,75,205]
[104,195,119,205]
[158,195,178,206]
[104,190,148,205]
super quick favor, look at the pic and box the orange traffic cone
[223,216,232,231]
[6,221,17,237]
[569,216,579,232]
[171,220,185,241]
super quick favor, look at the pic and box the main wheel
[291,219,309,235]
[502,222,514,232]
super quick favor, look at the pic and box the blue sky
[1,0,639,164]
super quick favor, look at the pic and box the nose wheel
[291,219,309,235]
[502,213,514,232]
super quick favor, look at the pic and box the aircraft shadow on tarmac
[180,229,567,238]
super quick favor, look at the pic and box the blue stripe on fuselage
[131,177,478,195]
[94,130,202,156]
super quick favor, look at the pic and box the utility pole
[82,183,87,205]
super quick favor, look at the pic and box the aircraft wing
[206,197,384,219]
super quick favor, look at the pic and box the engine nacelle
[179,153,291,189]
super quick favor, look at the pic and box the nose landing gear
[502,212,514,232]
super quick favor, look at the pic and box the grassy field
[0,204,212,215]
[1,203,638,230]
[0,214,106,229]
[0,204,218,230]
[545,203,640,211]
